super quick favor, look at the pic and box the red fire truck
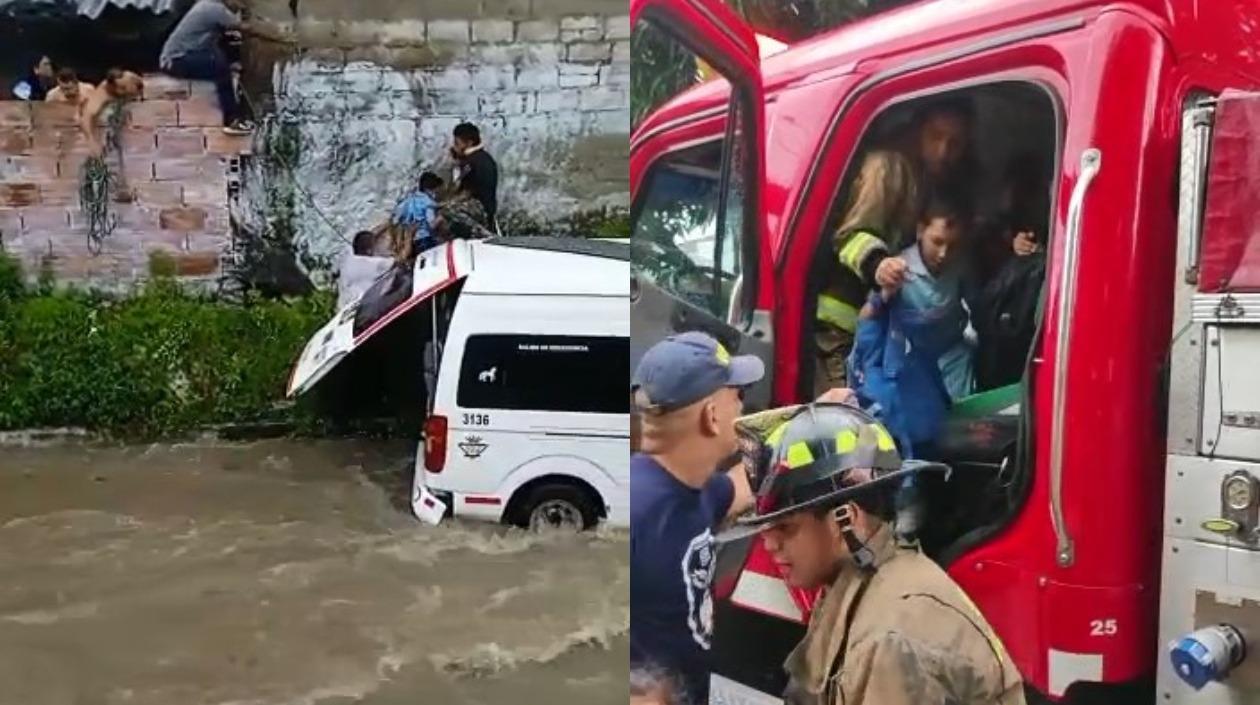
[629,0,1260,702]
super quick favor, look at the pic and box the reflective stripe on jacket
[816,228,893,334]
[816,294,859,333]
[836,229,888,278]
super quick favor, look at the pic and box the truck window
[456,335,630,414]
[803,82,1058,557]
[633,139,745,319]
[631,21,701,128]
[631,11,754,325]
[807,82,1057,397]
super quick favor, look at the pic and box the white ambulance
[288,237,630,531]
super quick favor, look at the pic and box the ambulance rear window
[457,334,630,414]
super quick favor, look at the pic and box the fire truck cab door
[629,0,774,412]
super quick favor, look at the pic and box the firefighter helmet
[736,403,947,528]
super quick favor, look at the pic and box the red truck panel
[1200,89,1260,293]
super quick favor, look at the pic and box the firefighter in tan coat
[813,97,976,397]
[727,403,1025,705]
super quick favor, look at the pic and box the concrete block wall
[238,10,632,270]
[0,75,251,287]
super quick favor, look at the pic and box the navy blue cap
[632,331,764,413]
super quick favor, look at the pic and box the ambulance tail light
[424,415,448,472]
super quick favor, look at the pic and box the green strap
[950,383,1023,418]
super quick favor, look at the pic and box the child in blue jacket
[392,171,445,257]
[849,187,977,537]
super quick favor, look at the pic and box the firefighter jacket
[816,227,895,335]
[782,524,1025,705]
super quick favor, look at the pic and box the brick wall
[0,75,251,287]
[237,11,631,271]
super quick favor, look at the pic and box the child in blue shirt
[895,194,977,402]
[848,187,976,538]
[850,189,976,452]
[392,171,444,257]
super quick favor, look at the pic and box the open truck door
[629,0,774,422]
[287,241,475,398]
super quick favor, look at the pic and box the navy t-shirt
[460,149,499,223]
[630,453,735,705]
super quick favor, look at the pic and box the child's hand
[875,256,907,289]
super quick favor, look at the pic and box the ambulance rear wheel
[518,484,599,532]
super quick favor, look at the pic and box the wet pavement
[0,440,627,705]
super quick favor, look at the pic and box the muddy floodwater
[0,440,628,705]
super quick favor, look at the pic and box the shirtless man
[80,69,145,202]
[80,69,143,156]
[45,68,95,111]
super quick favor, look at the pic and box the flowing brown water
[0,439,628,705]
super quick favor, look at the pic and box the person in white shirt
[337,230,392,311]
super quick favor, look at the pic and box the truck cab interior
[798,82,1059,563]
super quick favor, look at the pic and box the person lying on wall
[338,230,394,312]
[80,69,145,203]
[435,190,496,242]
[11,54,54,101]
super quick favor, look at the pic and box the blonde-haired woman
[813,149,918,396]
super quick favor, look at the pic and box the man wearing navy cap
[629,331,763,705]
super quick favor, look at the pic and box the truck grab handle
[1050,148,1101,568]
[1183,105,1215,285]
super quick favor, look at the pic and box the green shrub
[0,251,23,304]
[499,207,630,239]
[0,279,334,438]
[35,256,56,296]
[587,209,630,239]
